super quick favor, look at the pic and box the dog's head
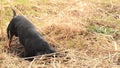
[36,41,56,55]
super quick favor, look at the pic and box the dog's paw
[4,43,10,49]
[4,45,10,49]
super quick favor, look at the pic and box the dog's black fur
[7,9,55,60]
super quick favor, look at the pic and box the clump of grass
[40,22,87,49]
[88,24,116,34]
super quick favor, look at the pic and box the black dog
[7,9,55,60]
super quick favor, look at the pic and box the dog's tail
[11,8,16,17]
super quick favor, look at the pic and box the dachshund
[7,9,55,60]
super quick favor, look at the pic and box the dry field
[1,0,120,68]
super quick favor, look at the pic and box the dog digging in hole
[6,8,55,61]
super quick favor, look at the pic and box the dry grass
[1,0,120,68]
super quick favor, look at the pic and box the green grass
[88,24,116,34]
[14,0,30,5]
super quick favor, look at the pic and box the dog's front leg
[5,36,12,48]
[6,30,14,48]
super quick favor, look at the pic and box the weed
[88,24,115,34]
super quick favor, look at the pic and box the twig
[53,54,57,68]
[110,0,113,9]
[113,41,118,51]
[0,50,68,61]
[28,58,36,68]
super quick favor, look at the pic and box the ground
[0,0,120,68]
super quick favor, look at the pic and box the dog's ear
[7,21,15,39]
[8,30,11,39]
[7,28,10,39]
